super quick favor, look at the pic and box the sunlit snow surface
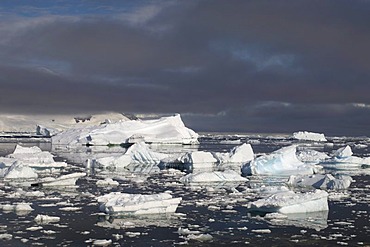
[0,134,370,246]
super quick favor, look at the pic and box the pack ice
[293,131,327,142]
[97,192,182,215]
[320,145,370,169]
[52,114,199,146]
[247,189,329,214]
[242,145,320,176]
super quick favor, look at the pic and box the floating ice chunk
[92,239,112,246]
[287,174,353,190]
[293,131,327,142]
[34,172,85,187]
[97,192,182,215]
[96,178,119,186]
[52,114,199,146]
[320,145,370,169]
[180,170,247,184]
[247,189,329,214]
[187,233,213,241]
[242,145,319,176]
[179,151,218,164]
[34,214,60,224]
[0,233,12,240]
[0,203,33,212]
[93,142,168,170]
[1,161,38,180]
[215,143,254,163]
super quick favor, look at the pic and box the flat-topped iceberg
[293,131,327,142]
[246,189,329,214]
[180,170,247,184]
[242,145,320,176]
[52,114,199,146]
[0,145,67,169]
[91,142,168,172]
[32,172,86,187]
[287,174,353,190]
[97,192,182,215]
[320,145,370,169]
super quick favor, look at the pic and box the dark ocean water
[0,134,369,246]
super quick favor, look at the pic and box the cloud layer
[1,0,370,136]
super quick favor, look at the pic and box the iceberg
[293,131,327,142]
[287,174,353,190]
[320,145,370,169]
[296,149,329,164]
[180,170,247,184]
[215,143,254,164]
[0,161,38,180]
[91,142,168,172]
[97,192,182,215]
[242,145,319,176]
[52,114,199,146]
[0,145,67,169]
[246,189,329,214]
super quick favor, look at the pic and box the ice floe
[97,192,182,215]
[52,114,199,146]
[293,131,327,142]
[34,214,61,224]
[296,149,330,164]
[0,161,38,180]
[32,172,85,187]
[247,189,329,214]
[242,145,320,176]
[180,170,247,184]
[287,174,353,190]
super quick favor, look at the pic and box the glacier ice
[242,145,320,176]
[97,192,182,215]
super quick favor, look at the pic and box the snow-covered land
[320,145,370,169]
[52,114,199,146]
[242,145,320,176]
[97,192,182,215]
[293,131,327,142]
[287,174,353,190]
[91,142,169,171]
[247,189,329,214]
[0,112,129,135]
[0,145,67,169]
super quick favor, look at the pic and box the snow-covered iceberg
[0,161,38,180]
[97,192,182,215]
[180,170,247,184]
[91,142,169,172]
[293,131,327,142]
[242,145,320,176]
[246,189,329,214]
[0,145,67,169]
[287,174,353,190]
[296,149,329,164]
[52,114,199,146]
[320,145,370,169]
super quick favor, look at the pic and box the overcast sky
[1,0,370,136]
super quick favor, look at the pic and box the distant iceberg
[242,145,320,176]
[97,192,182,215]
[52,114,199,146]
[293,131,327,142]
[287,174,353,190]
[246,189,329,214]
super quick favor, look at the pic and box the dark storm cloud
[1,0,370,135]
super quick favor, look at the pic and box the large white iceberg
[246,189,329,214]
[0,145,67,169]
[293,131,327,142]
[97,192,182,215]
[320,145,370,169]
[52,114,199,146]
[180,170,247,184]
[287,174,353,190]
[91,142,168,172]
[0,161,38,180]
[242,145,320,176]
